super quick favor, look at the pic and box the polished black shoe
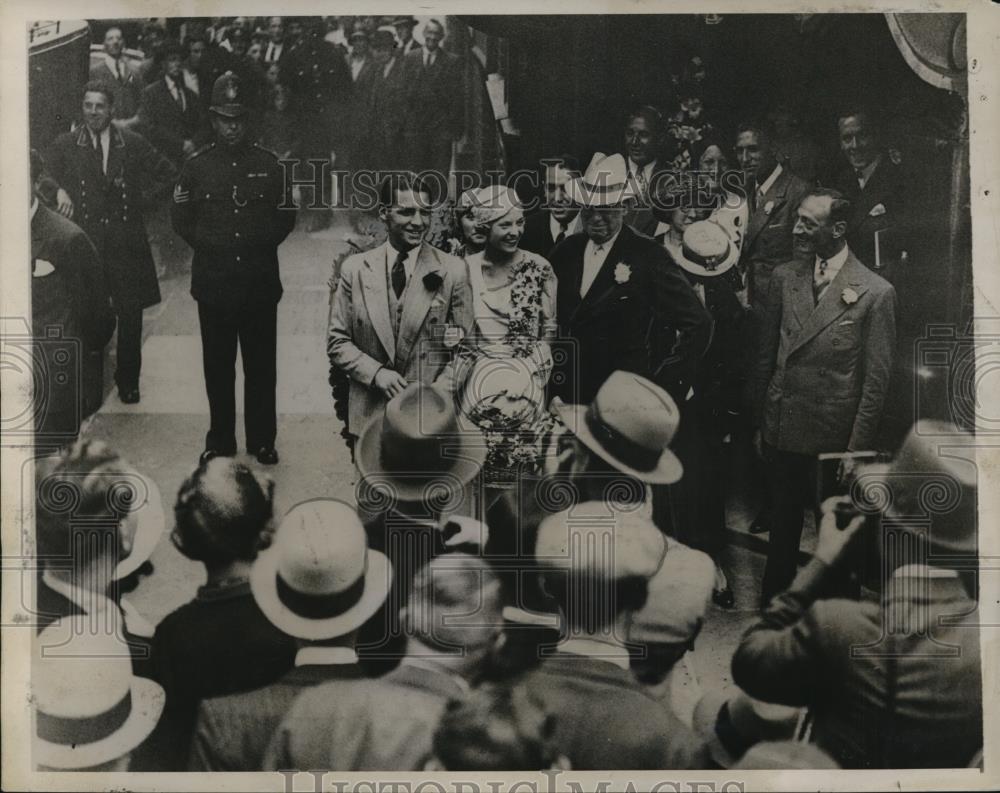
[254,447,279,465]
[712,587,736,609]
[749,508,772,534]
[199,448,218,466]
[119,387,140,404]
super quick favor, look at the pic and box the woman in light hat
[443,187,489,258]
[453,184,558,490]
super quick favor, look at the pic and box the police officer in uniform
[171,72,296,465]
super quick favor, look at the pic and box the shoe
[749,508,772,534]
[254,447,279,465]
[119,387,140,404]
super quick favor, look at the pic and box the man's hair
[625,103,664,134]
[407,554,502,649]
[689,132,730,168]
[103,26,123,41]
[543,153,581,178]
[162,40,186,60]
[378,171,432,207]
[424,18,445,35]
[836,105,882,137]
[82,79,116,106]
[432,684,561,770]
[802,187,853,227]
[34,440,137,562]
[30,148,45,184]
[172,459,275,566]
[735,119,768,146]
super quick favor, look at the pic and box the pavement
[77,206,806,713]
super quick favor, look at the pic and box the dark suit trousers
[114,305,144,390]
[197,301,278,453]
[761,442,817,604]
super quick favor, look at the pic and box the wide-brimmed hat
[553,370,683,484]
[33,615,165,769]
[565,152,630,208]
[356,382,486,504]
[114,473,165,581]
[669,219,738,278]
[692,689,802,768]
[210,71,248,118]
[535,501,666,580]
[250,499,391,641]
[853,419,977,555]
[392,15,418,28]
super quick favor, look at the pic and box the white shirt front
[580,229,622,297]
[756,163,783,201]
[104,54,127,81]
[653,220,672,238]
[294,646,359,667]
[350,56,366,81]
[265,41,284,62]
[549,213,580,244]
[814,244,849,288]
[384,240,418,287]
[423,49,437,68]
[626,158,656,202]
[857,155,882,190]
[165,75,186,111]
[89,126,111,174]
[183,68,200,96]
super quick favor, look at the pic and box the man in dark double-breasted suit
[549,153,711,409]
[137,42,209,166]
[400,19,462,184]
[172,73,296,465]
[44,80,177,404]
[753,188,896,604]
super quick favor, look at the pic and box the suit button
[236,256,241,262]
[235,232,240,238]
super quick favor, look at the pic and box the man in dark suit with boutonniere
[549,152,711,409]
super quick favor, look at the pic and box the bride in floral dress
[453,186,558,490]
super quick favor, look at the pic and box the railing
[29,21,61,45]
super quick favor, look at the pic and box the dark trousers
[761,443,818,604]
[197,300,278,454]
[114,306,144,390]
[405,132,453,187]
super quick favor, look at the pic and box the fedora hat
[392,15,418,27]
[356,383,486,503]
[669,219,737,278]
[114,473,165,581]
[33,615,165,769]
[553,370,683,484]
[250,499,391,640]
[565,152,630,208]
[535,501,666,580]
[692,689,802,768]
[854,419,977,555]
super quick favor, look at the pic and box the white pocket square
[868,203,887,217]
[32,259,55,277]
[838,320,855,326]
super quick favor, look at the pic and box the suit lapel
[396,243,440,368]
[786,262,815,333]
[746,168,790,247]
[360,249,396,362]
[572,228,631,322]
[105,125,126,183]
[788,254,870,355]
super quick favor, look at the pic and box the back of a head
[35,440,135,562]
[407,554,502,653]
[432,684,563,771]
[172,458,274,566]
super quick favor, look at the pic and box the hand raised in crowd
[374,367,408,399]
[56,187,74,218]
[814,496,865,566]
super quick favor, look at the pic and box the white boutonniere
[841,287,859,305]
[32,258,55,277]
[614,263,632,284]
[763,200,775,215]
[868,203,887,217]
[442,325,465,349]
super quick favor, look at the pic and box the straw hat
[565,152,630,207]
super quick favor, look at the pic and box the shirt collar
[30,198,39,221]
[815,245,849,278]
[857,155,882,188]
[295,646,359,667]
[627,158,656,180]
[89,126,110,146]
[549,213,578,240]
[757,163,783,197]
[559,637,631,670]
[654,220,672,238]
[104,53,123,75]
[586,227,622,254]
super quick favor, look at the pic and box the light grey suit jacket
[754,251,896,454]
[327,241,472,434]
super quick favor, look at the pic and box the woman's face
[487,207,525,255]
[698,144,728,190]
[266,63,281,85]
[458,212,488,249]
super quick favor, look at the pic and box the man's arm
[170,162,199,249]
[848,285,897,451]
[327,264,384,387]
[187,700,229,771]
[648,247,712,403]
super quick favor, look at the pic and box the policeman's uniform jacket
[171,141,296,312]
[43,124,177,311]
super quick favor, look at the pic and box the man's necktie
[813,259,829,304]
[555,223,568,245]
[392,251,407,298]
[636,169,649,202]
[855,168,866,188]
[94,134,104,175]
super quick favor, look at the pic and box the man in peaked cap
[172,71,296,466]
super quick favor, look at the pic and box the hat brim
[554,402,683,485]
[251,547,392,641]
[114,477,165,581]
[34,677,164,770]
[565,178,627,208]
[210,106,248,118]
[691,688,735,768]
[666,236,737,278]
[355,412,487,503]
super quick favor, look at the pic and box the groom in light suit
[328,173,473,446]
